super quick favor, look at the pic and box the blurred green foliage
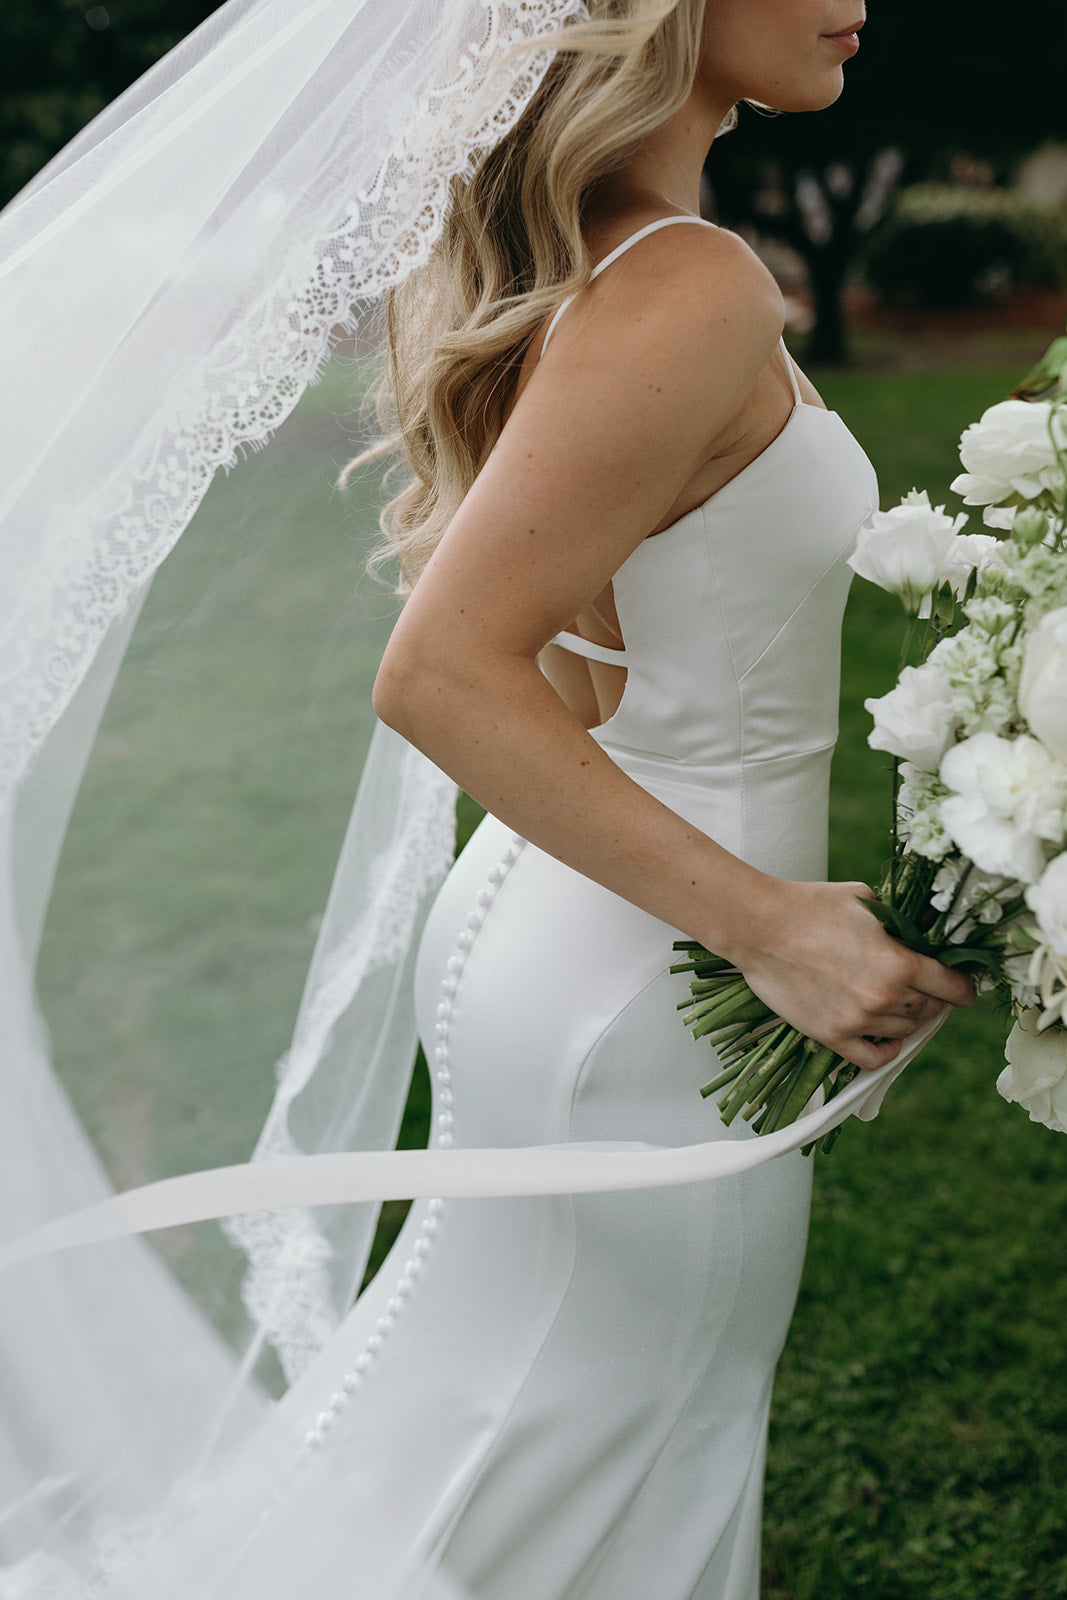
[866,186,1067,309]
[1,0,221,206]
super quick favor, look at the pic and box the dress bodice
[594,401,877,768]
[541,219,878,881]
[585,400,878,879]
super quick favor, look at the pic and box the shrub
[864,185,1067,308]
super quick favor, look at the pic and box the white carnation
[1026,853,1067,958]
[997,1009,1067,1134]
[951,399,1067,513]
[849,490,967,613]
[865,660,959,771]
[1019,605,1067,763]
[940,732,1067,884]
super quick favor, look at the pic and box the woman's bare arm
[374,226,972,1066]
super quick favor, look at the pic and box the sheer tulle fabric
[0,2,574,1587]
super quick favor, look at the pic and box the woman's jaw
[696,1,866,122]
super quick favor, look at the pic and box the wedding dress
[49,215,879,1600]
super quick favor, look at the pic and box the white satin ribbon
[0,1009,946,1274]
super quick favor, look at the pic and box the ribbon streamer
[0,1009,946,1274]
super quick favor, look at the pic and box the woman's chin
[770,73,846,115]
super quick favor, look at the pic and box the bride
[0,0,973,1595]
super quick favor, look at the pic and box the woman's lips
[823,27,861,56]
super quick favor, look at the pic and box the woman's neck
[590,84,731,223]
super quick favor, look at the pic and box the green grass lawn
[35,355,1067,1596]
[763,362,1067,1600]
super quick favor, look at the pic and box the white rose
[951,399,1067,510]
[940,732,1067,884]
[1019,606,1067,763]
[865,660,959,771]
[982,506,1020,532]
[1026,853,1067,958]
[943,532,1004,595]
[997,1009,1067,1134]
[918,532,1005,618]
[849,491,967,613]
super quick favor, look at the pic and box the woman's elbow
[372,635,448,740]
[372,650,416,735]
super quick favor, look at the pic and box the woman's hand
[719,877,976,1071]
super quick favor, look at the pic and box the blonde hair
[353,0,711,591]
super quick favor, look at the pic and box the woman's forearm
[375,638,974,1069]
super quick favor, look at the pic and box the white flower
[930,856,1016,940]
[849,490,967,613]
[928,629,1021,740]
[1019,605,1067,763]
[962,595,1015,636]
[918,532,1005,617]
[997,1009,1067,1133]
[998,542,1067,616]
[951,399,1067,514]
[943,532,1004,595]
[865,659,960,771]
[983,506,1021,532]
[897,762,952,859]
[1026,853,1067,958]
[940,732,1067,884]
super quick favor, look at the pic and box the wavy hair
[352,0,712,591]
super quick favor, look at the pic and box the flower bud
[1013,507,1050,548]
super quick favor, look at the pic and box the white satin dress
[110,219,878,1600]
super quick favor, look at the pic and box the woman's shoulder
[590,216,783,347]
[540,216,785,411]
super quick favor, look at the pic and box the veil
[0,2,938,1593]
[0,2,578,1589]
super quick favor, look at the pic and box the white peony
[1026,853,1067,958]
[951,399,1067,516]
[997,1009,1067,1133]
[1019,605,1067,763]
[865,659,959,771]
[849,491,967,613]
[940,732,1067,884]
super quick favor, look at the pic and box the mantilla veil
[0,2,939,1593]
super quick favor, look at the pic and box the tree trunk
[803,239,852,366]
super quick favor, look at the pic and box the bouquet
[675,331,1067,1153]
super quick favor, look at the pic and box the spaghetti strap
[540,215,715,359]
[548,630,629,666]
[779,335,803,408]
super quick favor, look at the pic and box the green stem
[777,1044,839,1128]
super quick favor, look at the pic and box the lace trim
[220,753,457,1383]
[0,1,579,797]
